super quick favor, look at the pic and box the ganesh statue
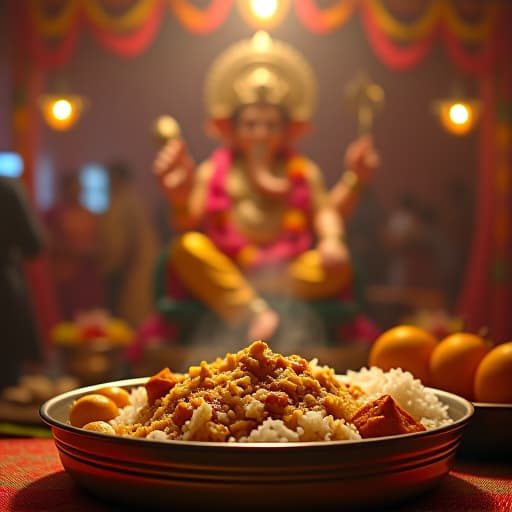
[134,31,379,359]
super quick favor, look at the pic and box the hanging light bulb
[237,0,290,30]
[434,99,481,136]
[250,0,278,19]
[449,103,470,125]
[39,93,88,131]
[432,81,481,137]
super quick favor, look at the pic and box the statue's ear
[204,118,234,142]
[287,120,311,140]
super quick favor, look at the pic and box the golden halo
[204,31,316,122]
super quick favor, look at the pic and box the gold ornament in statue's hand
[344,72,385,136]
[153,115,181,144]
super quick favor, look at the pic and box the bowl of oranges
[368,325,512,461]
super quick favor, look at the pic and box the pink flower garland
[203,148,313,270]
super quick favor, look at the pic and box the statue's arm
[153,139,195,204]
[153,140,212,231]
[330,135,380,219]
[306,161,345,241]
[188,160,214,225]
[307,161,351,269]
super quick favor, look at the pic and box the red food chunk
[290,358,308,374]
[351,395,426,439]
[145,367,181,403]
[172,401,193,426]
[264,391,289,414]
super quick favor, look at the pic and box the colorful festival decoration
[16,0,508,73]
[9,0,512,341]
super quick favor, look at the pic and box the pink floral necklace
[203,148,313,270]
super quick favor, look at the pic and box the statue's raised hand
[153,139,196,202]
[317,236,351,272]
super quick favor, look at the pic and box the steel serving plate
[40,378,473,511]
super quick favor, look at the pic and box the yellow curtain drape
[294,0,358,33]
[29,0,80,38]
[368,0,442,41]
[29,0,158,38]
[29,0,503,43]
[26,0,506,74]
[82,0,156,33]
[168,0,233,34]
[368,0,500,43]
[441,0,499,43]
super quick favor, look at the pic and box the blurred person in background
[43,172,104,321]
[345,186,388,287]
[0,176,44,390]
[381,193,426,288]
[439,179,474,309]
[100,160,160,327]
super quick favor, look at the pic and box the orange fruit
[429,332,490,400]
[368,325,438,383]
[474,341,512,403]
[95,386,131,407]
[69,394,119,428]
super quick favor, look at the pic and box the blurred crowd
[0,162,161,391]
[42,162,160,328]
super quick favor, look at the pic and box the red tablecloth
[1,438,511,511]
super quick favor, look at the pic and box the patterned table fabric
[1,439,511,512]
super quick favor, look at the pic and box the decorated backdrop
[9,0,512,342]
[17,0,508,71]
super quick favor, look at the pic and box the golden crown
[204,31,316,122]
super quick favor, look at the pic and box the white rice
[234,411,361,443]
[337,366,452,429]
[110,386,147,427]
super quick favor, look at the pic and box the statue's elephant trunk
[247,161,290,198]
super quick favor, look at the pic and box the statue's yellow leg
[289,250,353,298]
[170,233,352,328]
[170,232,257,325]
[252,250,353,300]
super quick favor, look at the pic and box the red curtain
[11,2,60,346]
[458,67,512,342]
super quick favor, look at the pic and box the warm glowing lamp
[39,93,87,131]
[433,98,481,136]
[237,0,290,30]
[250,0,278,19]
